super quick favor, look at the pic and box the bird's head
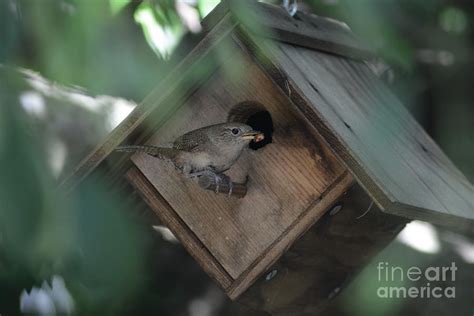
[211,123,264,149]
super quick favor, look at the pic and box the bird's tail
[115,145,179,160]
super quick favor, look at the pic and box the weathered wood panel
[126,166,234,289]
[227,0,372,60]
[237,184,408,316]
[130,45,352,296]
[237,34,474,229]
[227,171,353,299]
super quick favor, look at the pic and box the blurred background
[0,0,472,315]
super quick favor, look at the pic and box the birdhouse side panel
[129,44,350,283]
[253,40,474,228]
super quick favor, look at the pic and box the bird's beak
[241,130,264,141]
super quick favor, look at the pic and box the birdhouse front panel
[126,43,353,297]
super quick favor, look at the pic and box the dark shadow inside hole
[246,111,273,150]
[227,101,273,150]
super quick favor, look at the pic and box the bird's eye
[231,128,240,135]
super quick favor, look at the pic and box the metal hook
[283,0,298,17]
[356,200,374,219]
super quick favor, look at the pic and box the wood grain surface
[130,46,351,292]
[227,0,373,60]
[236,33,474,229]
[126,166,234,289]
[237,184,408,315]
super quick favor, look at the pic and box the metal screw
[329,203,343,216]
[328,287,340,299]
[283,0,298,17]
[265,269,278,281]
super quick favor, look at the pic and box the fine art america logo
[376,262,457,299]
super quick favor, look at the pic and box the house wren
[116,123,264,194]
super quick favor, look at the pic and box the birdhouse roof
[63,0,474,230]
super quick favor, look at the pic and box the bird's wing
[173,128,209,152]
[115,145,181,160]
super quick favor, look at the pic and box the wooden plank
[59,12,238,193]
[201,1,229,32]
[227,0,373,60]
[131,45,348,288]
[126,166,234,289]
[236,32,474,229]
[237,184,408,314]
[227,171,354,299]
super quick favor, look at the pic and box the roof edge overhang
[225,0,374,61]
[230,21,474,230]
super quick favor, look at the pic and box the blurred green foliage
[134,0,185,58]
[0,71,148,314]
[1,0,164,100]
[0,0,473,315]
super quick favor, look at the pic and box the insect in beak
[241,131,265,142]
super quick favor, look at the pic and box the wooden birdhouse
[63,0,474,312]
